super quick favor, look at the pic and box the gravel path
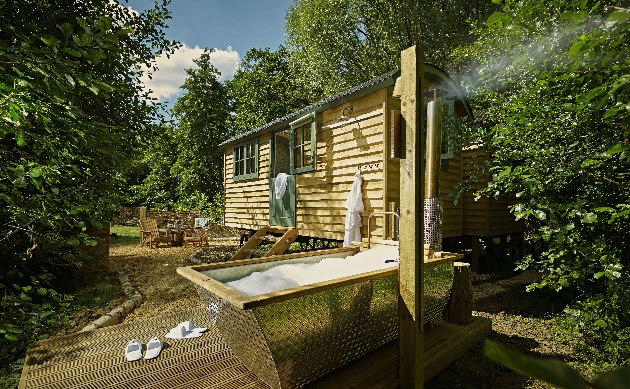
[109,240,240,323]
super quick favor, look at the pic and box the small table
[168,229,184,247]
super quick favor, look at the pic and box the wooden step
[268,226,292,233]
[244,249,267,257]
[258,235,280,243]
[230,226,298,261]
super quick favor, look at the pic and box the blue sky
[125,0,293,103]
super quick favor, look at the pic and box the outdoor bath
[177,242,462,389]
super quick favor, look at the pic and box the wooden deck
[19,308,491,389]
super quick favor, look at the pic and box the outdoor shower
[424,96,443,256]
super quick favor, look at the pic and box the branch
[0,227,21,243]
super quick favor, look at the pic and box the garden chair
[182,228,208,248]
[140,218,171,249]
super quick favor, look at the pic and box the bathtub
[177,244,460,389]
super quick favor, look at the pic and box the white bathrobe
[275,173,289,199]
[343,171,364,247]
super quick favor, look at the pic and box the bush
[557,284,630,366]
[0,277,72,367]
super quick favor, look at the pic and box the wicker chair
[182,228,208,248]
[140,218,171,249]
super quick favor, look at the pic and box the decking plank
[20,308,490,389]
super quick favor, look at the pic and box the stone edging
[79,273,143,332]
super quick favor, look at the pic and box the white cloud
[108,0,139,18]
[140,45,240,101]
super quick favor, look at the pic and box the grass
[67,275,124,313]
[110,225,140,246]
[0,361,22,389]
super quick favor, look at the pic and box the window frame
[232,137,259,181]
[289,112,316,174]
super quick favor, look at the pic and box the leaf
[65,74,75,87]
[568,41,587,57]
[67,237,80,246]
[59,23,73,37]
[606,11,630,23]
[484,340,589,389]
[534,210,546,220]
[6,327,23,334]
[38,334,50,340]
[487,12,509,26]
[595,319,607,329]
[87,85,98,95]
[581,158,601,168]
[592,367,630,389]
[5,334,18,341]
[84,239,97,246]
[581,213,597,224]
[16,134,26,147]
[37,287,47,296]
[603,108,618,118]
[605,143,624,156]
[40,35,60,47]
[29,166,42,178]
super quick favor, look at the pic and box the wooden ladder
[230,226,298,261]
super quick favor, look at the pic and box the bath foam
[226,245,398,296]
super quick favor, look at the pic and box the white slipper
[125,339,143,362]
[144,337,163,360]
[165,321,208,339]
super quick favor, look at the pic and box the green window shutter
[289,112,316,174]
[233,137,259,181]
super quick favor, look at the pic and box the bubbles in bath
[226,245,398,296]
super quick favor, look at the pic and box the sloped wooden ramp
[19,308,491,389]
[231,226,298,261]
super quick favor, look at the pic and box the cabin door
[269,129,296,227]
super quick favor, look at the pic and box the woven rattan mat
[19,308,490,389]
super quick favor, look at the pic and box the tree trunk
[444,262,473,325]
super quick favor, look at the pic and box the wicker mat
[19,308,490,389]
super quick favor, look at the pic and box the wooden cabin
[220,65,523,264]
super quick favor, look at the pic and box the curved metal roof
[220,65,472,147]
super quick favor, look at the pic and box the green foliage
[125,124,180,208]
[171,49,231,202]
[0,0,176,368]
[557,286,630,366]
[453,0,630,290]
[485,340,630,388]
[0,358,23,389]
[453,0,629,369]
[285,0,500,96]
[226,46,317,133]
[0,281,72,366]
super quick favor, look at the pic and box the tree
[453,0,629,363]
[171,49,231,206]
[285,0,500,95]
[0,0,177,361]
[226,46,317,133]
[125,124,180,209]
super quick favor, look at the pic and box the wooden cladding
[390,110,401,159]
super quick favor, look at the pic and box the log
[444,262,473,325]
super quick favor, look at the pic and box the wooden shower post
[398,44,425,389]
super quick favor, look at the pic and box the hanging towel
[275,173,289,199]
[343,170,364,247]
[195,218,210,228]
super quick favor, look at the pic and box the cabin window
[233,137,258,181]
[289,112,316,174]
